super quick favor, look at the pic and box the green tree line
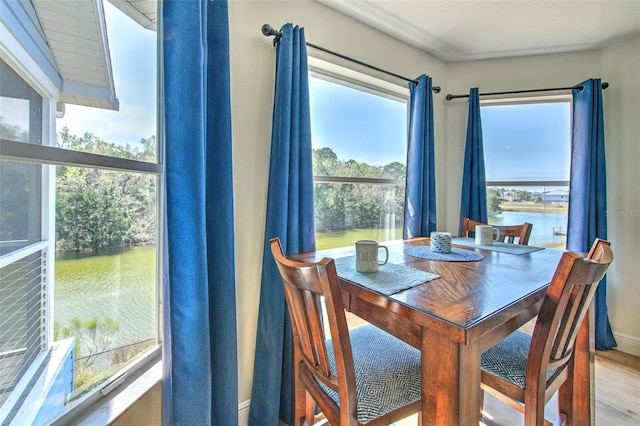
[313,147,406,232]
[55,127,157,251]
[487,188,548,217]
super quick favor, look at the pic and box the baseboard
[613,331,640,358]
[239,399,250,426]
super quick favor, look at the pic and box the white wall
[601,35,640,355]
[43,3,440,422]
[228,0,447,420]
[227,2,640,422]
[444,42,640,357]
[442,49,604,233]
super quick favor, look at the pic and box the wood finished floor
[391,348,640,426]
[348,315,640,425]
[293,315,639,425]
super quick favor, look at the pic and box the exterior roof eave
[32,0,118,110]
[109,0,156,31]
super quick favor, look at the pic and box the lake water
[54,245,157,348]
[54,210,565,347]
[489,211,567,248]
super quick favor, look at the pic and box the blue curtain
[162,1,239,424]
[403,75,437,238]
[248,24,316,425]
[567,78,616,350]
[459,88,488,234]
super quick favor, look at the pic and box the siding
[0,0,61,89]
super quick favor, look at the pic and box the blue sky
[309,75,571,182]
[56,2,156,147]
[309,77,408,166]
[482,102,571,182]
[55,5,570,186]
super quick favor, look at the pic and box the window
[481,100,571,248]
[1,2,160,424]
[1,58,47,416]
[308,67,408,250]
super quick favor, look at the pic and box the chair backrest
[526,239,613,394]
[586,238,611,262]
[270,237,357,425]
[462,217,533,245]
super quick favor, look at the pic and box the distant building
[502,190,520,202]
[542,189,569,203]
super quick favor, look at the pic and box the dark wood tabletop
[298,237,563,346]
[294,237,592,425]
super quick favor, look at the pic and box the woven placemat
[403,246,484,262]
[333,256,440,295]
[454,237,545,255]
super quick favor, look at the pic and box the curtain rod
[262,24,441,93]
[445,82,609,101]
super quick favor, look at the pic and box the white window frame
[480,94,572,189]
[308,55,411,186]
[0,9,163,424]
[308,58,410,240]
[479,95,572,248]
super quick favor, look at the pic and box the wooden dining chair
[479,239,613,426]
[462,217,533,245]
[270,237,422,426]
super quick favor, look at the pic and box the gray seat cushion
[323,324,421,424]
[481,330,555,389]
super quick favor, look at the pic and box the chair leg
[553,413,567,426]
[524,397,548,426]
[305,392,315,425]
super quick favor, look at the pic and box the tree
[382,162,406,179]
[314,183,347,231]
[354,199,385,228]
[311,147,406,232]
[0,119,33,246]
[0,117,28,142]
[0,162,34,244]
[312,147,338,175]
[515,189,533,202]
[487,187,503,217]
[55,128,156,251]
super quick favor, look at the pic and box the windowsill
[47,347,162,426]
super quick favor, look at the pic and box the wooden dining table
[294,237,595,425]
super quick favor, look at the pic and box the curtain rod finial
[261,24,273,36]
[262,24,282,45]
[262,24,278,37]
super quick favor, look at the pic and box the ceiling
[316,0,640,62]
[110,0,640,62]
[28,0,632,112]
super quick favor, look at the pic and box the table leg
[421,327,482,426]
[559,305,595,425]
